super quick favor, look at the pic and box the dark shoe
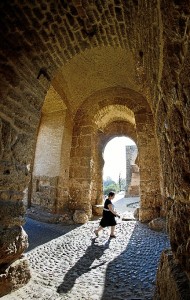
[110,235,116,238]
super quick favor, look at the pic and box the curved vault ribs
[94,105,135,131]
[51,46,141,117]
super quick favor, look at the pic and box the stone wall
[0,0,189,297]
[153,2,190,297]
[31,175,59,212]
[33,111,65,178]
[154,250,190,300]
[31,111,68,213]
[30,84,73,214]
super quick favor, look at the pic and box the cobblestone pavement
[3,217,170,300]
[23,217,79,252]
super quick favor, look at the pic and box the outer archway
[0,1,189,297]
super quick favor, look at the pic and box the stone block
[0,200,25,227]
[73,210,88,224]
[154,250,190,300]
[92,204,103,216]
[148,217,166,232]
[0,226,28,265]
[0,256,31,297]
[133,207,139,220]
[139,207,159,222]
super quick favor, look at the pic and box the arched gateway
[0,1,189,298]
[69,86,162,222]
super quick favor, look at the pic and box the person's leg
[110,226,116,237]
[94,226,103,236]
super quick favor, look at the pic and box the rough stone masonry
[0,0,189,298]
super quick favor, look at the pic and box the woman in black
[94,191,120,238]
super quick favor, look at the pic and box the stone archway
[0,1,189,298]
[68,86,162,222]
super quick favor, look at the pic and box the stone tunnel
[0,0,189,298]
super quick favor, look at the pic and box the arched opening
[26,84,74,222]
[0,1,189,298]
[30,85,67,213]
[102,136,139,199]
[68,87,162,223]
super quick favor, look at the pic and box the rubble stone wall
[0,0,189,297]
[153,2,190,294]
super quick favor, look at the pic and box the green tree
[103,176,115,187]
[103,177,120,195]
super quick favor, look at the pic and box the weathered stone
[0,0,189,296]
[139,208,160,223]
[133,207,139,220]
[148,218,166,232]
[92,204,103,216]
[73,210,89,224]
[0,256,31,297]
[167,200,190,271]
[0,226,28,265]
[0,201,25,227]
[154,250,190,300]
[26,206,73,224]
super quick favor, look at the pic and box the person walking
[94,191,120,238]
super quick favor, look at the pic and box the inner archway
[103,136,139,199]
[69,87,162,223]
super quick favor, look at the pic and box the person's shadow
[57,237,111,294]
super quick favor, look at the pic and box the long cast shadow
[24,217,80,252]
[57,237,111,294]
[101,222,170,300]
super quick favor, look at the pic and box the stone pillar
[135,112,162,222]
[58,111,73,213]
[93,134,105,206]
[0,120,31,297]
[69,122,96,220]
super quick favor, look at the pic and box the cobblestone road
[3,217,170,300]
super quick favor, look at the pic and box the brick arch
[74,86,151,120]
[101,122,137,150]
[94,105,135,130]
[51,46,138,116]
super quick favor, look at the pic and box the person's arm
[108,204,119,217]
